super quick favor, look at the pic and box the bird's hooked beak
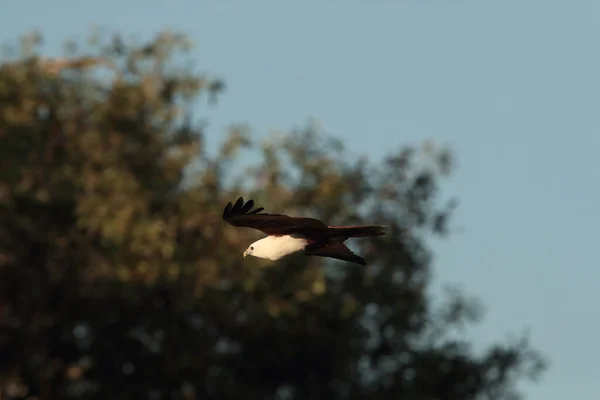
[243,249,249,258]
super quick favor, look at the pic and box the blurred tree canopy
[0,31,546,400]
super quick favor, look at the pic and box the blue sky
[2,0,598,398]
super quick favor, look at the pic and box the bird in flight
[222,197,387,265]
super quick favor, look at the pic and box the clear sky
[2,0,598,398]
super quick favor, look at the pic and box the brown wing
[305,242,366,266]
[222,197,327,236]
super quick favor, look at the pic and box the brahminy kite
[222,197,387,265]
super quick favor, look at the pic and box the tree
[0,31,546,400]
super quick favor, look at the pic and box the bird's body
[245,234,309,261]
[223,197,387,265]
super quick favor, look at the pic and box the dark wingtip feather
[241,199,255,213]
[222,202,233,220]
[248,207,264,215]
[234,197,244,210]
[223,197,266,221]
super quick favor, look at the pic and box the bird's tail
[326,225,388,238]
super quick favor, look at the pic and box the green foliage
[0,32,546,400]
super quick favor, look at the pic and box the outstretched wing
[222,197,327,236]
[305,242,366,266]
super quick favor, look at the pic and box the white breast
[256,235,309,260]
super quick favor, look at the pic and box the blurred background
[1,1,598,399]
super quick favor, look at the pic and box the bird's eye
[250,246,254,250]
